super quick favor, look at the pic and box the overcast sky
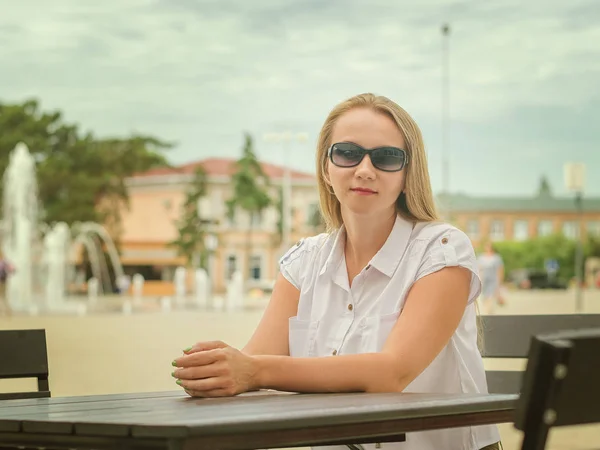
[1,0,599,196]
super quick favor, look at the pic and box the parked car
[509,268,568,290]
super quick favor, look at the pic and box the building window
[490,220,504,241]
[249,255,262,280]
[587,221,600,237]
[562,221,579,240]
[250,211,262,227]
[466,219,479,238]
[197,196,212,221]
[225,255,237,280]
[513,220,529,241]
[537,220,553,237]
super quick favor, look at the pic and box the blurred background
[0,1,599,448]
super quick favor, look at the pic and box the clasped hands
[171,341,259,397]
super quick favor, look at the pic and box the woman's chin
[342,203,389,219]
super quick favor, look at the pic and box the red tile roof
[133,158,315,181]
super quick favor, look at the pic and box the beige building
[438,179,600,248]
[118,158,321,295]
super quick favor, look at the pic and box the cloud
[0,0,599,195]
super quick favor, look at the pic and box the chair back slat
[482,314,600,394]
[0,329,50,400]
[514,328,600,450]
[481,314,600,358]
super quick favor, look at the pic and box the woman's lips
[350,187,377,195]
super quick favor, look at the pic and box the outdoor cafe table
[0,390,517,450]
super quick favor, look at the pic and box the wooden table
[0,390,517,450]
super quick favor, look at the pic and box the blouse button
[332,349,338,356]
[347,304,353,311]
[441,237,449,244]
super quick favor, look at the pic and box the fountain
[88,277,99,304]
[70,222,124,294]
[132,273,144,304]
[43,222,70,309]
[1,143,126,314]
[2,143,37,312]
[174,266,187,307]
[226,271,244,311]
[194,268,208,308]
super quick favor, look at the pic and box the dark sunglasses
[328,142,408,172]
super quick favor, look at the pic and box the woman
[172,93,501,450]
[477,241,506,314]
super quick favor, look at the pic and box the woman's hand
[171,341,260,398]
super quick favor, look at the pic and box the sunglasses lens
[331,143,364,167]
[371,148,406,171]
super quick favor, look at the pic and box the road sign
[564,162,585,192]
[545,259,560,274]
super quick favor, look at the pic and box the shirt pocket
[288,316,319,357]
[359,311,401,353]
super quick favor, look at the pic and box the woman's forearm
[253,353,405,393]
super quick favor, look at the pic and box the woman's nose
[354,155,376,179]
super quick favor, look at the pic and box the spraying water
[1,143,125,311]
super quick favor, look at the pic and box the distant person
[171,93,501,450]
[0,255,15,316]
[477,241,505,314]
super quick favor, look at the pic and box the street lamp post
[263,131,308,255]
[564,162,586,312]
[575,191,584,307]
[440,23,452,221]
[441,23,450,197]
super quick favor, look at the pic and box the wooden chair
[481,314,600,394]
[514,327,600,450]
[0,329,51,400]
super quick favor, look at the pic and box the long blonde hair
[316,93,438,231]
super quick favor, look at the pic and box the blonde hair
[314,93,485,354]
[316,93,438,231]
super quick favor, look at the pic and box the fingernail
[183,346,192,352]
[171,371,176,378]
[176,379,182,386]
[171,360,177,367]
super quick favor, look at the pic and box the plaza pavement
[1,288,599,449]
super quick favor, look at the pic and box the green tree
[537,175,553,196]
[226,133,271,280]
[271,185,303,247]
[492,234,593,284]
[0,99,170,233]
[272,185,284,247]
[169,167,209,268]
[587,235,600,258]
[308,203,325,232]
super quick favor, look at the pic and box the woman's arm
[241,273,301,356]
[253,266,471,393]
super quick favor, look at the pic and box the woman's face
[326,107,406,220]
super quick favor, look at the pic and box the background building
[117,168,600,296]
[118,158,321,294]
[438,178,600,247]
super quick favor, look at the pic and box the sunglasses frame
[327,142,409,173]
